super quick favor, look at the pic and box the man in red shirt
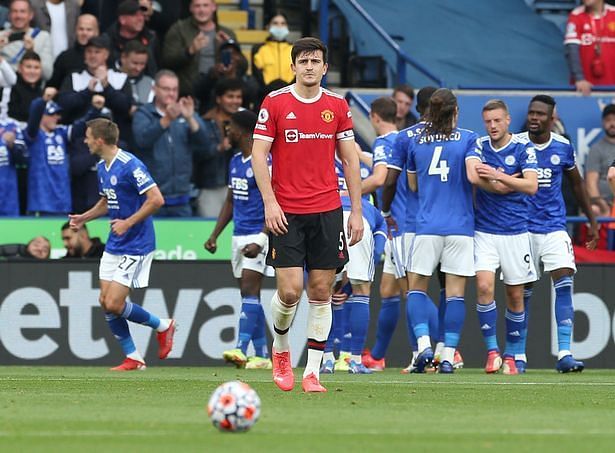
[252,37,364,393]
[565,0,615,95]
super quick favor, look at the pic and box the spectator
[31,0,80,58]
[0,53,17,87]
[162,0,236,96]
[58,34,133,144]
[132,69,214,217]
[46,13,99,89]
[3,50,44,123]
[119,39,154,109]
[69,93,110,214]
[0,116,26,216]
[196,77,242,217]
[24,94,73,215]
[564,0,615,95]
[139,0,172,42]
[586,104,615,215]
[0,236,50,259]
[252,12,294,91]
[80,0,120,32]
[194,38,255,112]
[104,0,159,77]
[60,221,105,258]
[392,84,417,130]
[0,0,54,80]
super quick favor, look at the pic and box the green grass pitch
[1,366,614,452]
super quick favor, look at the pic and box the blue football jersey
[519,132,576,234]
[334,152,372,201]
[0,120,25,216]
[98,150,157,255]
[341,195,388,241]
[475,134,538,235]
[406,127,482,236]
[25,126,72,213]
[228,153,267,235]
[373,131,409,237]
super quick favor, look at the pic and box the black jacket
[46,44,87,89]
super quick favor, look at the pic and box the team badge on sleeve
[258,108,269,123]
[321,109,335,123]
[133,167,151,188]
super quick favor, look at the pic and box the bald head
[76,14,99,46]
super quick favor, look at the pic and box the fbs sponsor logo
[284,129,334,143]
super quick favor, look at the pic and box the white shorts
[383,235,407,279]
[530,231,577,277]
[231,234,274,279]
[410,235,475,277]
[99,251,154,289]
[403,232,416,273]
[343,210,375,282]
[474,231,537,285]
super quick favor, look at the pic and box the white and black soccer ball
[207,381,261,432]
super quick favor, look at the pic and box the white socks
[271,291,298,352]
[304,300,332,379]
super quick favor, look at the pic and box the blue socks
[438,288,446,343]
[554,276,574,354]
[407,290,431,338]
[341,301,352,352]
[120,300,160,329]
[252,304,268,358]
[477,301,498,352]
[105,312,136,356]
[324,303,343,354]
[444,297,465,349]
[518,287,532,359]
[349,295,370,356]
[427,295,439,342]
[504,309,525,357]
[371,296,400,360]
[237,296,260,354]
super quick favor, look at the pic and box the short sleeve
[406,138,416,173]
[388,133,406,171]
[372,138,388,167]
[465,133,483,161]
[253,95,276,142]
[336,98,354,141]
[520,144,538,173]
[129,159,157,194]
[564,13,581,45]
[564,143,577,171]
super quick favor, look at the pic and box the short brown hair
[393,84,415,101]
[291,37,327,64]
[482,99,509,114]
[371,96,397,124]
[86,118,119,145]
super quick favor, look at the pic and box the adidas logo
[239,312,247,320]
[561,318,573,326]
[286,112,297,120]
[480,323,491,330]
[510,331,521,337]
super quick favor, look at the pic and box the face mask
[269,26,289,41]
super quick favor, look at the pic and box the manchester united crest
[320,109,335,123]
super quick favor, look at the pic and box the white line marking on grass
[2,377,615,386]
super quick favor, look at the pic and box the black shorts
[266,207,348,270]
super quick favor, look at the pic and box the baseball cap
[86,35,111,50]
[117,0,147,16]
[220,39,241,53]
[44,101,62,116]
[602,104,615,119]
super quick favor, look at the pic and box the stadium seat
[218,10,248,29]
[346,55,387,88]
[235,29,270,45]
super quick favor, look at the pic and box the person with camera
[565,0,615,95]
[161,0,237,97]
[0,0,53,81]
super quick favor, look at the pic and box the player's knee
[476,280,493,301]
[101,294,124,314]
[277,288,301,306]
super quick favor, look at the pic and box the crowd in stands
[0,0,294,219]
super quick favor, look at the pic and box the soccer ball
[207,381,261,432]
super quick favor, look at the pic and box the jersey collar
[290,84,323,103]
[531,133,553,151]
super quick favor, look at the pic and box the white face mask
[269,26,289,41]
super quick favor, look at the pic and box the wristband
[381,210,391,218]
[253,232,268,248]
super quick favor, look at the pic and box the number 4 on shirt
[429,145,449,182]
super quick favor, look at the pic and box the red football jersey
[565,4,615,85]
[253,85,355,214]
